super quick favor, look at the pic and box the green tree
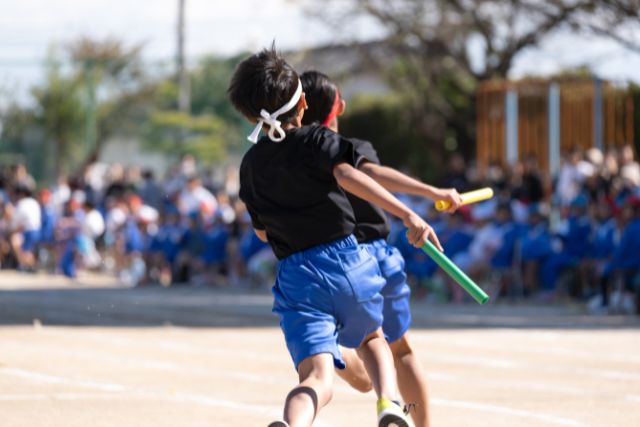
[31,56,84,177]
[190,54,246,126]
[67,37,145,160]
[141,54,249,162]
[0,104,44,179]
[143,111,233,163]
[339,95,439,181]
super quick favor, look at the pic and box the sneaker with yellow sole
[376,398,411,427]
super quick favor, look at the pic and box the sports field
[1,272,639,427]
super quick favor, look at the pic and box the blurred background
[1,0,640,314]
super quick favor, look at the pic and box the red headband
[321,87,341,127]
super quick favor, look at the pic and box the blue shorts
[273,235,385,370]
[362,239,411,343]
[22,230,40,252]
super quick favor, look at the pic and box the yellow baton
[435,187,494,211]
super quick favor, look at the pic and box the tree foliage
[339,94,440,181]
[142,110,232,164]
[140,54,247,163]
[307,0,640,172]
[0,37,247,182]
[67,37,147,157]
[190,54,247,129]
[31,57,85,176]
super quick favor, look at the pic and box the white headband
[247,79,303,143]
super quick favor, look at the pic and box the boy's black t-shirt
[349,139,391,243]
[239,125,360,260]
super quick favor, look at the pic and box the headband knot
[247,79,303,143]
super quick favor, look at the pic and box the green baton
[420,240,489,304]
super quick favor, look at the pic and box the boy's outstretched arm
[359,161,462,213]
[333,162,443,250]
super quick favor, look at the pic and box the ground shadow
[2,284,640,329]
[0,285,278,327]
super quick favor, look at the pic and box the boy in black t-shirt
[229,45,442,427]
[300,70,462,427]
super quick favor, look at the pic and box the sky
[1,0,639,104]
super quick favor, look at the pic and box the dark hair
[14,185,32,198]
[83,199,96,210]
[228,43,300,126]
[300,70,338,126]
[497,202,512,215]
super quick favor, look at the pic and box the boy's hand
[403,212,443,251]
[434,188,463,213]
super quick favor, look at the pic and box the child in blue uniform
[300,70,462,427]
[148,207,184,284]
[489,204,521,270]
[520,203,553,294]
[584,203,619,296]
[38,189,57,245]
[229,46,444,427]
[599,196,640,312]
[541,194,591,294]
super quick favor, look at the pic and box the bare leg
[283,353,334,427]
[356,328,400,400]
[337,330,429,425]
[10,233,34,269]
[390,333,430,427]
[522,261,537,295]
[335,348,373,393]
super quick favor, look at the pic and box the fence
[476,78,634,174]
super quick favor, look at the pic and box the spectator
[147,206,184,286]
[556,149,584,207]
[442,154,468,191]
[38,189,58,270]
[450,202,502,300]
[9,185,41,271]
[0,195,12,268]
[518,203,553,295]
[541,194,592,297]
[620,145,640,188]
[51,175,71,214]
[79,200,105,269]
[598,195,640,314]
[178,176,217,218]
[513,156,545,204]
[138,169,164,211]
[0,143,637,314]
[584,202,619,296]
[11,163,36,191]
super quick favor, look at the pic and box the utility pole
[177,0,190,114]
[84,58,97,163]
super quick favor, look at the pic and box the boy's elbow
[358,160,378,179]
[333,162,355,181]
[359,162,386,182]
[358,161,377,175]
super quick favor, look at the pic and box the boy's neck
[282,115,303,130]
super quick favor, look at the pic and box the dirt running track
[1,272,639,427]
